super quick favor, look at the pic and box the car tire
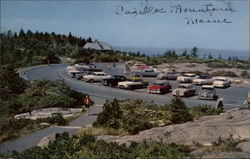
[108,83,113,87]
[90,79,94,83]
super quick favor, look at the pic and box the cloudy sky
[1,0,249,51]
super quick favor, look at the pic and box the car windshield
[200,75,211,79]
[184,74,195,77]
[202,87,214,90]
[178,85,188,89]
[153,82,168,86]
[216,79,226,81]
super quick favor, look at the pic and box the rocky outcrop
[14,108,82,120]
[98,108,250,146]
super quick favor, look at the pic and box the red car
[147,80,172,94]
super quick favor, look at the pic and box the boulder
[236,140,250,154]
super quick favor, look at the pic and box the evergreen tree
[190,47,198,57]
[208,54,213,59]
[181,48,188,56]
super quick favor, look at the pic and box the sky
[1,0,249,51]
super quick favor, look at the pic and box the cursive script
[170,4,235,14]
[185,17,232,25]
[115,3,235,25]
[116,5,167,16]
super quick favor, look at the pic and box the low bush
[11,132,191,159]
[94,98,194,135]
[12,80,86,114]
[0,113,67,143]
[189,105,223,120]
[211,70,238,77]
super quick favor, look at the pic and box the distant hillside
[114,46,250,59]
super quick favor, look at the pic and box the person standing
[83,95,93,116]
[215,98,224,111]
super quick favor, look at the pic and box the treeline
[1,29,148,68]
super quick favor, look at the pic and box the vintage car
[75,63,96,70]
[118,77,148,90]
[193,75,213,85]
[147,80,172,94]
[66,69,82,78]
[212,76,231,88]
[172,84,196,97]
[157,71,178,80]
[198,85,218,100]
[83,72,111,82]
[177,73,198,83]
[75,71,93,80]
[133,69,160,77]
[130,64,151,73]
[102,75,127,87]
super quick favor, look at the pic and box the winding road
[23,63,249,109]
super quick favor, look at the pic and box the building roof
[83,40,112,51]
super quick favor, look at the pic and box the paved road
[20,63,249,109]
[0,106,103,154]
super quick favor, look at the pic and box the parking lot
[64,62,249,109]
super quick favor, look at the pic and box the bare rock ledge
[98,108,250,147]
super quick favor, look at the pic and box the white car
[118,77,148,90]
[83,72,111,82]
[212,76,231,88]
[172,84,196,97]
[193,75,213,85]
[177,73,198,83]
[66,69,81,78]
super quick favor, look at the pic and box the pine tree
[190,47,198,57]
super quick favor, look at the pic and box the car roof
[202,85,214,89]
[93,72,106,74]
[179,83,193,87]
[153,80,168,84]
[184,73,196,76]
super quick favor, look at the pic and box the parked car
[177,73,198,83]
[75,71,93,80]
[130,64,151,73]
[172,84,196,97]
[102,75,127,87]
[134,69,160,77]
[157,71,178,80]
[193,75,213,85]
[118,77,149,90]
[198,85,218,100]
[75,63,96,70]
[212,76,231,88]
[147,80,172,94]
[83,72,111,82]
[66,69,81,78]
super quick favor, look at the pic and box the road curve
[19,63,249,109]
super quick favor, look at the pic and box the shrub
[211,70,238,77]
[189,105,223,120]
[11,132,191,159]
[164,97,193,124]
